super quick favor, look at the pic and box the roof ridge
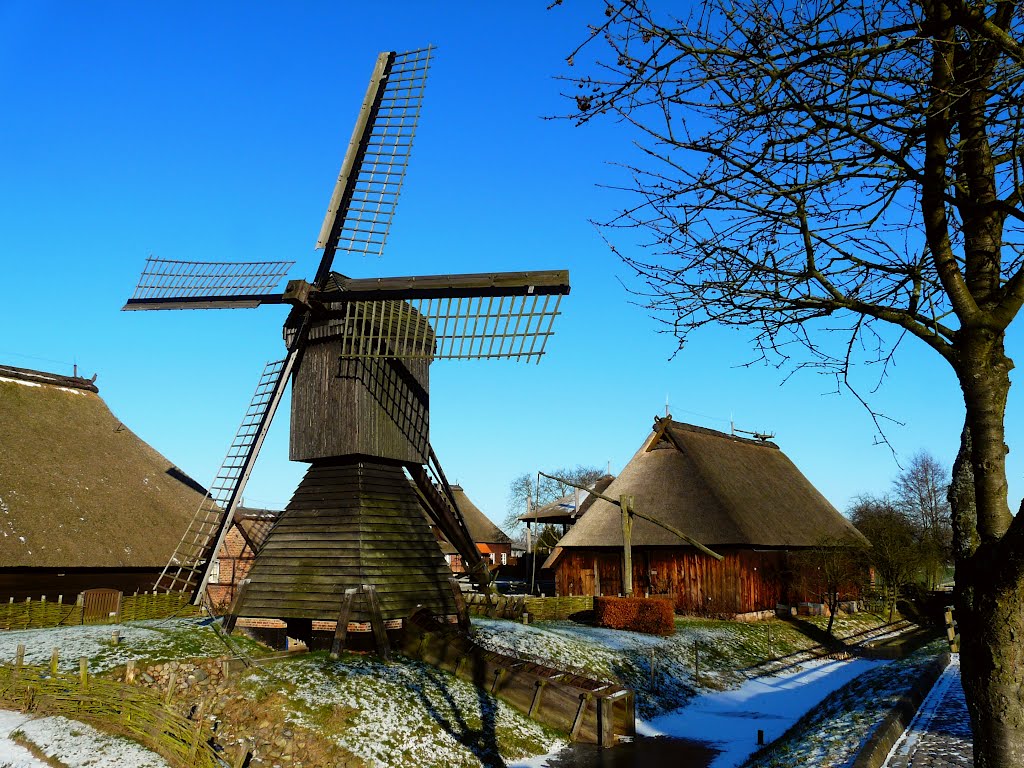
[0,363,99,393]
[664,419,779,450]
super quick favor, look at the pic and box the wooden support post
[50,648,59,676]
[570,693,592,741]
[598,696,615,748]
[223,579,250,635]
[330,588,359,659]
[593,561,601,597]
[111,629,120,646]
[490,668,505,694]
[125,659,136,684]
[363,584,391,661]
[620,495,634,597]
[448,577,470,632]
[529,680,547,718]
[945,605,958,651]
[15,644,24,668]
[79,657,89,689]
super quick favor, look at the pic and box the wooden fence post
[15,644,24,668]
[187,699,207,762]
[50,648,59,675]
[165,670,177,704]
[233,740,250,768]
[125,659,136,684]
[79,657,89,689]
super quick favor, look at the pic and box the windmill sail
[315,47,433,283]
[123,257,294,311]
[157,355,294,600]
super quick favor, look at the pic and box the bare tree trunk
[953,339,1024,767]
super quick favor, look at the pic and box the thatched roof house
[0,364,209,599]
[547,418,866,615]
[436,485,513,571]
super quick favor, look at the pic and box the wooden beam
[537,471,724,561]
[621,495,634,597]
[317,270,571,301]
[330,588,359,659]
[364,584,391,661]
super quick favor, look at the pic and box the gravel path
[882,654,972,768]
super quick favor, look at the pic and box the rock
[193,669,209,683]
[141,673,154,684]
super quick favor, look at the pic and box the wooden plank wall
[555,548,796,615]
[238,461,456,623]
[289,337,430,464]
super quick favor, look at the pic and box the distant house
[518,474,615,542]
[546,418,867,615]
[0,364,208,600]
[440,485,513,572]
[206,507,279,611]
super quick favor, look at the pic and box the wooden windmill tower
[123,47,569,650]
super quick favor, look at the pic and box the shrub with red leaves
[594,596,675,635]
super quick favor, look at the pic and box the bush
[594,596,675,635]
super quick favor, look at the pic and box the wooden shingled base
[400,608,635,746]
[231,460,458,654]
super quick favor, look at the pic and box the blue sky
[1,2,1019,528]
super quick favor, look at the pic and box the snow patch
[0,710,169,767]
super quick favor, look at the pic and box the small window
[489,552,496,564]
[500,552,508,566]
[208,559,221,584]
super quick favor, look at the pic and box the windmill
[123,47,569,652]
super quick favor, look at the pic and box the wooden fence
[401,608,634,746]
[0,591,197,631]
[464,594,595,622]
[0,659,231,768]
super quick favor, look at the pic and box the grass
[10,727,70,768]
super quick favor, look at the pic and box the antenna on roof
[665,393,670,419]
[606,459,611,475]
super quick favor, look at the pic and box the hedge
[594,596,675,635]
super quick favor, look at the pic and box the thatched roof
[551,419,865,562]
[0,365,209,569]
[518,475,616,524]
[449,485,510,545]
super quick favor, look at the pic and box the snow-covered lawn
[0,710,170,768]
[0,618,257,673]
[240,652,564,768]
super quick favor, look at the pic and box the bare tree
[893,451,954,589]
[503,465,604,533]
[794,535,868,637]
[851,494,922,621]
[562,1,1024,763]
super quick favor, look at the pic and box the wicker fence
[0,661,230,768]
[0,592,197,631]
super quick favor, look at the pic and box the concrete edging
[849,650,953,768]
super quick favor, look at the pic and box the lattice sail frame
[316,47,432,260]
[128,257,294,303]
[314,293,565,362]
